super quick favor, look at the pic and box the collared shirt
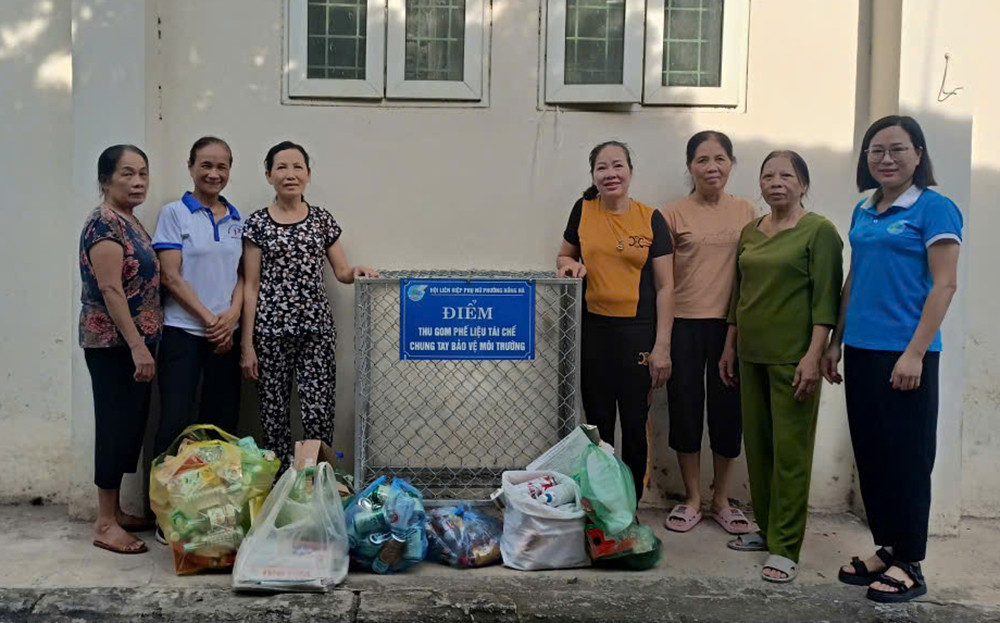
[844,186,963,352]
[152,192,243,336]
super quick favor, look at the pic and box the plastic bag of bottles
[344,476,428,574]
[574,443,636,536]
[425,505,503,568]
[232,463,349,592]
[586,522,662,570]
[500,470,589,571]
[150,425,280,575]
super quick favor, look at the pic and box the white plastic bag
[500,471,589,571]
[232,463,349,592]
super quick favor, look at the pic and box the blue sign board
[400,279,536,360]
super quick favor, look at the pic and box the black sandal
[837,547,893,586]
[866,561,928,603]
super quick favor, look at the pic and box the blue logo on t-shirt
[886,220,908,235]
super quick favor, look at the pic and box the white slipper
[762,554,797,583]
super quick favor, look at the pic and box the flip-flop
[664,504,702,532]
[727,531,767,552]
[93,539,148,555]
[712,507,754,535]
[762,554,797,583]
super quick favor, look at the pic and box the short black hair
[583,140,633,200]
[265,140,310,173]
[97,144,149,196]
[760,150,811,197]
[685,130,735,192]
[188,136,233,167]
[856,115,936,192]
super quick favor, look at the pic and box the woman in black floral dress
[240,141,377,469]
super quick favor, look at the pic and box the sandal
[762,554,797,583]
[93,538,148,555]
[838,547,893,586]
[712,507,754,535]
[867,561,928,603]
[727,531,766,552]
[664,504,702,533]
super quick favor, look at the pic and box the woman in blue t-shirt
[822,116,962,603]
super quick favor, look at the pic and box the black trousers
[154,326,242,457]
[84,346,152,490]
[666,318,742,458]
[580,314,654,501]
[844,346,940,563]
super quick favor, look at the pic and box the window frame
[642,0,749,106]
[286,0,387,99]
[544,0,646,104]
[386,0,487,100]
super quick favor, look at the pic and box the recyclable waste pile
[574,443,662,570]
[425,505,503,568]
[344,476,428,574]
[150,425,280,575]
[232,462,350,592]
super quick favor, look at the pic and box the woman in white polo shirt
[152,137,244,460]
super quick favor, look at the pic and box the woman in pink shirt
[660,131,757,535]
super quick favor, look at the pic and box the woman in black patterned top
[241,141,378,468]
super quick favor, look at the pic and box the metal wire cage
[353,270,583,502]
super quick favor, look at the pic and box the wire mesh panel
[354,270,582,502]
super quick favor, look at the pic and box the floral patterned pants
[254,331,336,470]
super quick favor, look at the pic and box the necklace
[601,198,630,251]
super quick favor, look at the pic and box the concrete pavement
[0,504,997,622]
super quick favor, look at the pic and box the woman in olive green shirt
[719,151,843,583]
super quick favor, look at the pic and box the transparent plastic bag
[344,477,428,574]
[150,425,279,575]
[232,463,349,592]
[500,471,589,571]
[574,443,636,536]
[425,505,503,568]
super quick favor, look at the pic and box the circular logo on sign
[887,220,908,235]
[407,284,427,302]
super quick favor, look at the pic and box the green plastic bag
[574,443,637,536]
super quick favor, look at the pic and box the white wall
[148,0,863,511]
[67,0,157,519]
[0,0,73,504]
[962,1,1000,519]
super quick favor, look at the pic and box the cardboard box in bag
[293,440,350,498]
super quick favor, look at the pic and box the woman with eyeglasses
[822,116,962,603]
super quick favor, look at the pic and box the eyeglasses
[865,146,912,162]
